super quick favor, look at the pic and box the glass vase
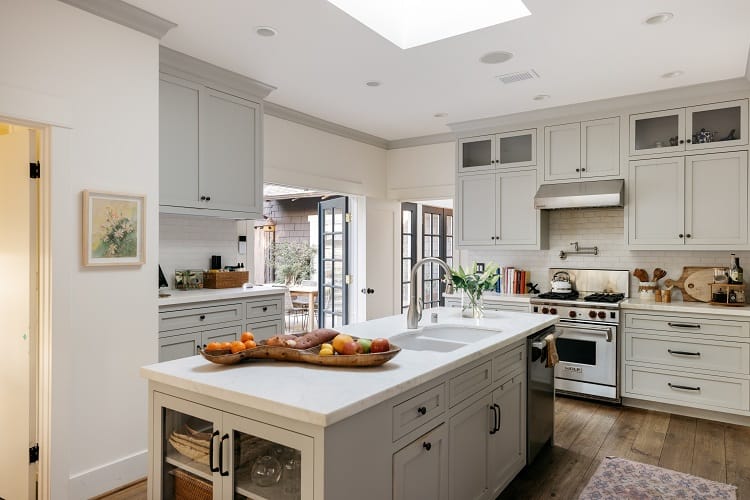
[461,290,484,319]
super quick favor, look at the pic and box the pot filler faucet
[407,257,455,329]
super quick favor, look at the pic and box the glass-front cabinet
[458,130,536,173]
[630,100,748,156]
[154,392,314,500]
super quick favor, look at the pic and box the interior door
[0,124,32,500]
[318,197,349,327]
[364,198,399,320]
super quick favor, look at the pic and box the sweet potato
[294,328,340,349]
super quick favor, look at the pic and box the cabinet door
[245,319,283,341]
[457,174,495,246]
[685,151,748,246]
[202,324,242,348]
[458,136,495,173]
[544,123,581,181]
[199,88,261,214]
[488,376,525,494]
[496,169,538,246]
[581,117,620,178]
[222,412,315,500]
[496,129,536,169]
[153,392,223,500]
[630,108,685,156]
[159,76,200,208]
[448,394,492,500]
[393,424,448,500]
[159,331,202,362]
[628,157,685,246]
[686,100,748,151]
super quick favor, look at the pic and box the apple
[370,338,390,353]
[357,338,372,354]
[340,340,362,355]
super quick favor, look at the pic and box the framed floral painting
[82,190,145,266]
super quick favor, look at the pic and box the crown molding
[387,132,456,149]
[264,101,389,150]
[160,46,276,100]
[58,0,176,39]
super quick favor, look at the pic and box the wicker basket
[172,469,212,500]
[203,270,249,289]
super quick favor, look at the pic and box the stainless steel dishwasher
[527,325,555,464]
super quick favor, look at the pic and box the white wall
[0,1,159,497]
[386,142,455,201]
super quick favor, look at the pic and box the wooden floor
[99,396,750,500]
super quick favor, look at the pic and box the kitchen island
[142,307,557,499]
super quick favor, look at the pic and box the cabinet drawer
[246,296,283,319]
[245,319,283,341]
[392,384,446,441]
[625,333,750,375]
[624,365,750,411]
[159,303,243,331]
[158,331,201,362]
[449,360,492,407]
[624,313,750,338]
[202,324,241,346]
[493,345,525,383]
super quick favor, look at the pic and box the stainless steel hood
[534,179,624,209]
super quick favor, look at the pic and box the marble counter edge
[158,285,285,307]
[443,293,533,304]
[622,298,750,317]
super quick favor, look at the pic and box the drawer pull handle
[494,403,501,433]
[489,405,498,435]
[668,382,700,391]
[422,441,432,451]
[208,430,219,473]
[417,406,427,416]
[667,322,700,329]
[668,349,701,357]
[199,314,206,321]
[219,433,230,476]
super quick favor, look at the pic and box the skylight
[326,0,531,49]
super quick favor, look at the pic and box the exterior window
[400,203,417,312]
[422,206,453,308]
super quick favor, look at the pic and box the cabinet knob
[200,195,206,201]
[262,306,268,311]
[686,234,692,238]
[575,168,580,172]
[581,168,586,172]
[205,196,211,201]
[490,236,495,240]
[417,406,427,415]
[422,442,432,451]
[199,314,206,320]
[678,234,684,238]
[679,139,685,144]
[686,139,692,144]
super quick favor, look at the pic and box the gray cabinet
[488,375,525,494]
[448,394,491,500]
[544,117,620,181]
[393,424,448,500]
[158,324,241,363]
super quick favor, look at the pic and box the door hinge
[30,161,40,179]
[345,213,352,223]
[345,274,352,285]
[29,444,39,464]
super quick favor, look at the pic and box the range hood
[533,179,624,209]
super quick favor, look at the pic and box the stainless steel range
[529,269,629,402]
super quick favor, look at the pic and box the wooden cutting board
[664,266,715,302]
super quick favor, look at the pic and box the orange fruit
[241,331,254,342]
[230,340,246,353]
[205,342,222,352]
[244,339,257,349]
[332,334,354,354]
[220,342,232,350]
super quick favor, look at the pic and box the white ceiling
[126,0,750,141]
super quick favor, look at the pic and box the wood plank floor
[100,396,750,500]
[500,396,750,500]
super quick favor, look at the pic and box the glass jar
[638,282,657,300]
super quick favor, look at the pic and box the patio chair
[284,288,308,332]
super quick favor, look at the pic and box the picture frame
[82,190,146,267]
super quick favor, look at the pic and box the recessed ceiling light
[645,12,674,25]
[255,26,277,37]
[480,51,514,64]
[533,94,550,101]
[365,80,382,87]
[326,0,531,49]
[661,70,684,79]
[434,112,448,118]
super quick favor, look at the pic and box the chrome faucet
[407,257,455,329]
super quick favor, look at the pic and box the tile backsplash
[463,207,749,300]
[160,214,247,289]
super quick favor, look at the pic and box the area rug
[579,457,737,499]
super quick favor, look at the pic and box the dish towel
[545,333,559,368]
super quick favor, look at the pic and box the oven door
[554,322,616,387]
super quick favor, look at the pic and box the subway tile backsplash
[463,207,750,300]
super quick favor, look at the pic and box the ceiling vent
[496,69,539,84]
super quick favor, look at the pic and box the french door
[400,203,417,312]
[318,197,349,327]
[422,206,453,308]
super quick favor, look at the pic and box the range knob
[549,307,557,315]
[588,310,597,319]
[542,307,549,314]
[598,311,606,319]
[569,311,577,319]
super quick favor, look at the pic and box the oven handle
[557,323,613,342]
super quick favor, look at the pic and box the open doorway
[0,121,40,500]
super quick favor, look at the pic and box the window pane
[324,235,333,259]
[333,208,343,232]
[402,210,412,233]
[324,261,333,282]
[333,261,343,285]
[333,233,343,259]
[402,260,411,282]
[423,285,431,303]
[432,214,441,235]
[446,215,453,236]
[432,280,440,301]
[334,287,343,311]
[402,235,411,258]
[446,236,453,258]
[432,236,440,257]
[402,283,410,307]
[424,213,432,234]
[324,208,333,232]
[423,236,431,257]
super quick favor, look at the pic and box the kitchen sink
[392,336,467,352]
[419,325,498,343]
[391,324,500,352]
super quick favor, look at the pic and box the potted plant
[450,262,501,318]
[269,241,317,285]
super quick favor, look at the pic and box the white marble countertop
[622,298,750,317]
[157,284,284,307]
[443,292,534,304]
[141,308,557,427]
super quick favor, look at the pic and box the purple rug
[579,457,737,499]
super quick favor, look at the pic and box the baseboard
[69,449,147,499]
[622,397,750,427]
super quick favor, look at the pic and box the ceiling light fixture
[365,80,382,87]
[255,26,278,37]
[661,70,684,79]
[644,12,674,25]
[533,94,550,101]
[480,51,514,64]
[326,0,531,49]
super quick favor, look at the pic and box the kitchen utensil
[251,455,282,487]
[652,268,667,282]
[633,268,649,282]
[664,266,714,302]
[550,271,572,292]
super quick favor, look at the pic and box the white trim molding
[57,0,176,39]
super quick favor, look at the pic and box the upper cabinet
[458,129,536,173]
[544,117,620,182]
[630,99,748,156]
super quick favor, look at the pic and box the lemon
[319,347,334,356]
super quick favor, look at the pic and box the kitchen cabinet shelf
[165,452,212,482]
[458,129,536,173]
[235,468,292,500]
